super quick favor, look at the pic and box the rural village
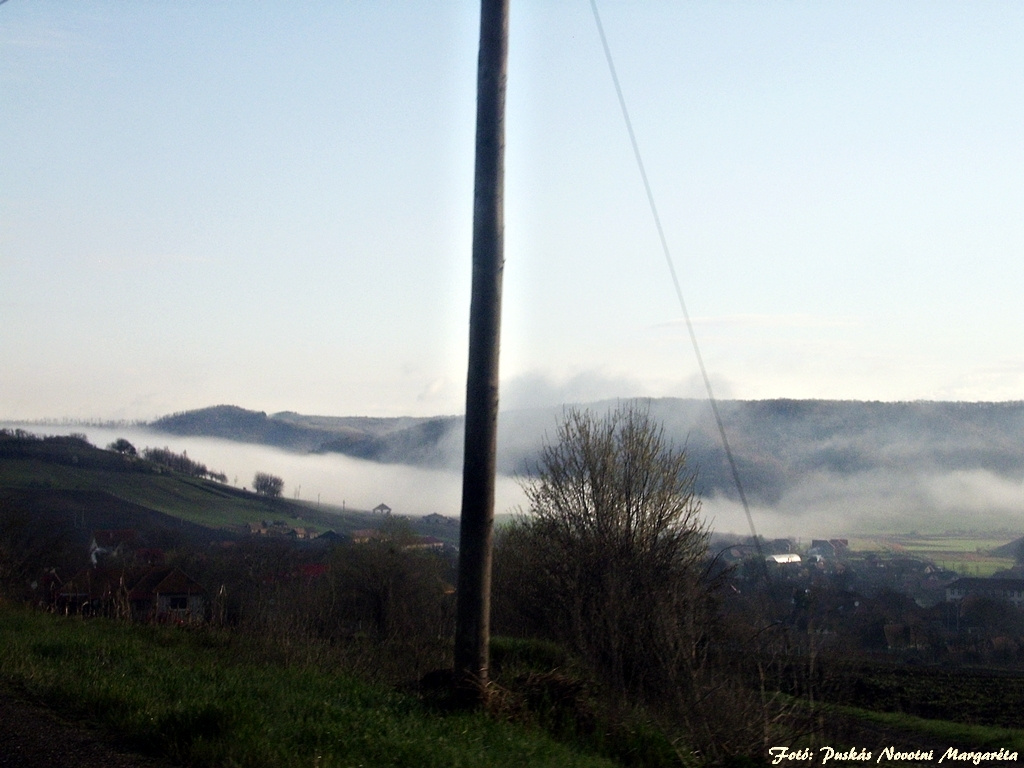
[32,498,1024,668]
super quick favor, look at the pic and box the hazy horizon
[7,392,1024,430]
[6,401,1023,540]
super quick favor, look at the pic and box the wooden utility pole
[454,0,508,702]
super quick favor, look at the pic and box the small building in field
[373,503,392,516]
[129,567,205,622]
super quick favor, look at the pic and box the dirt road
[0,692,175,768]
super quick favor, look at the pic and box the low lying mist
[703,468,1024,539]
[3,424,527,518]
[9,397,1024,540]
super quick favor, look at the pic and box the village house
[57,566,205,622]
[129,567,205,622]
[717,544,759,565]
[311,530,347,547]
[763,538,797,555]
[946,577,1024,609]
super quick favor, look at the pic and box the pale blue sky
[3,1,1023,421]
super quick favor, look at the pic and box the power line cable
[588,0,766,567]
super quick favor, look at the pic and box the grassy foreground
[826,704,1024,755]
[0,607,619,768]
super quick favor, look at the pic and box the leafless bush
[492,403,818,761]
[496,405,709,695]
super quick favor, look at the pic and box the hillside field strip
[847,533,1018,577]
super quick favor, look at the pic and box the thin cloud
[501,370,648,411]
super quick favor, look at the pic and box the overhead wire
[587,0,767,568]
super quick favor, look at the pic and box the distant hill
[990,536,1024,561]
[644,398,1024,505]
[147,399,1024,509]
[150,405,337,451]
[150,405,460,464]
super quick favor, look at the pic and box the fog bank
[7,414,1022,538]
[2,424,527,518]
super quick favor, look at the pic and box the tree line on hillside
[3,428,289,502]
[1,429,125,469]
[150,405,334,451]
[109,438,284,495]
[134,445,228,483]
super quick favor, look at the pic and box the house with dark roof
[808,540,837,559]
[310,530,348,547]
[57,565,205,622]
[129,567,205,622]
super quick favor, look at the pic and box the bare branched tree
[499,403,711,700]
[495,403,820,759]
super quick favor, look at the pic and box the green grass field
[847,533,1019,576]
[0,451,389,536]
[827,704,1024,755]
[0,607,621,768]
[0,456,295,526]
